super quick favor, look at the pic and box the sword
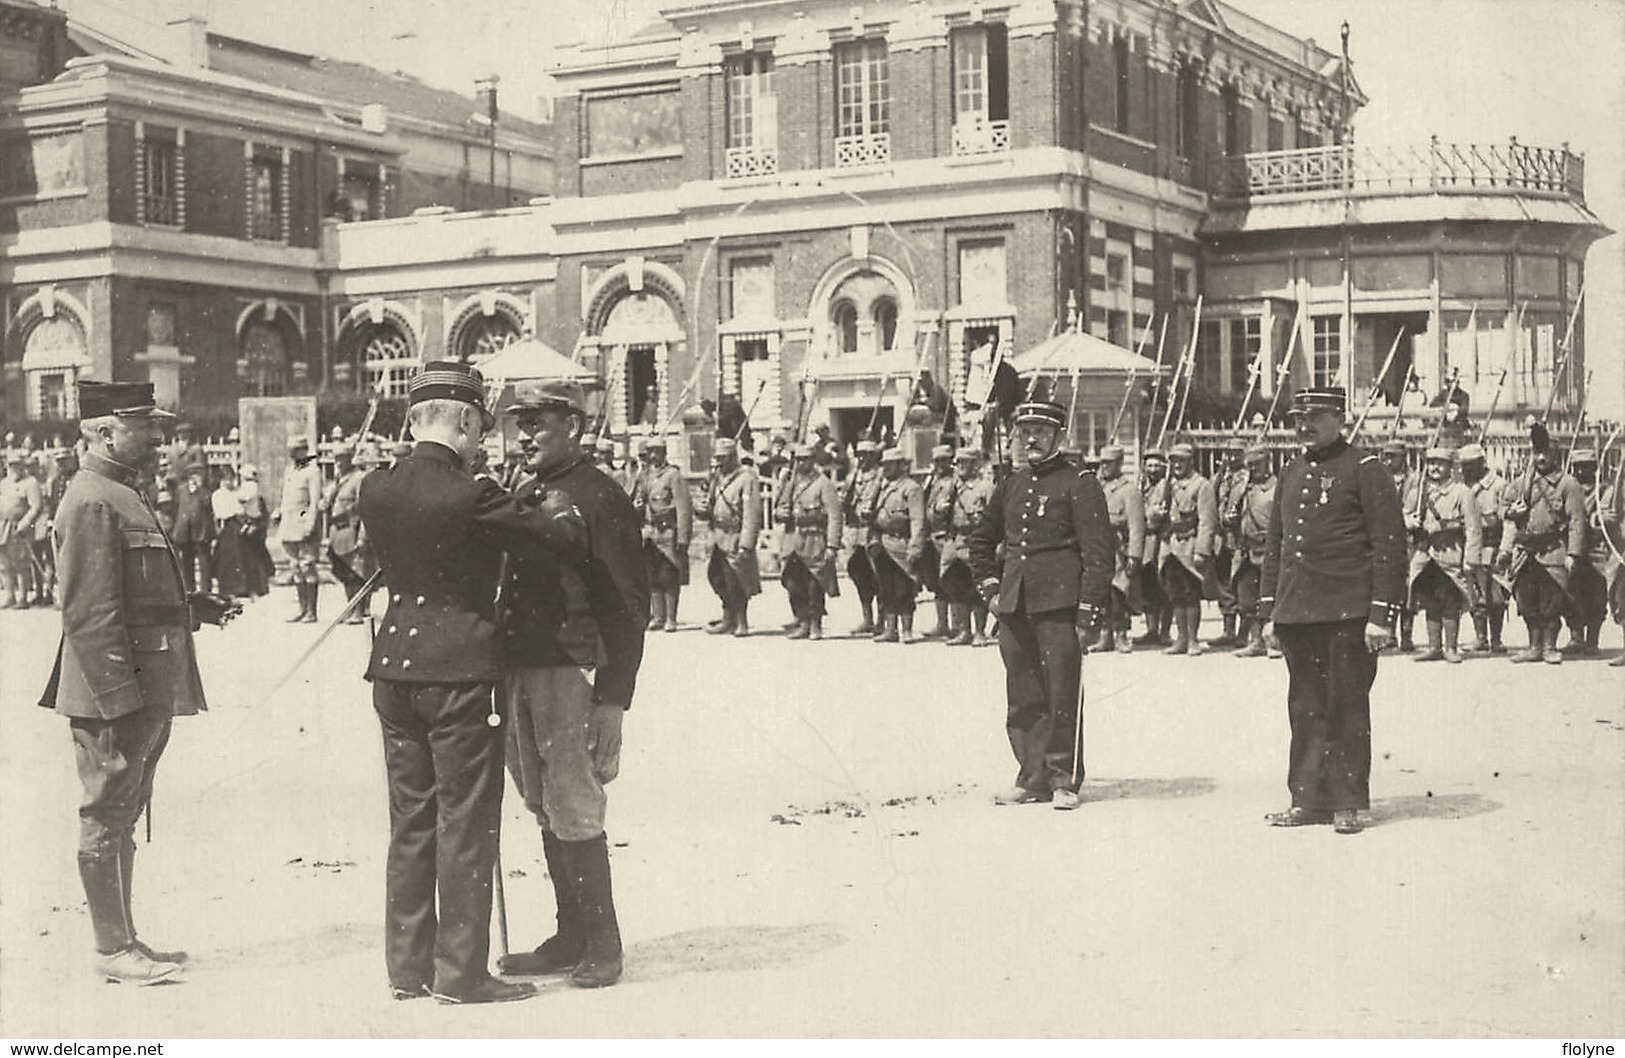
[249,568,383,710]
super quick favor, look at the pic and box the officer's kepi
[410,360,495,430]
[1288,387,1347,417]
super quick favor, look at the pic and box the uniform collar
[411,440,466,470]
[1304,438,1349,464]
[1029,452,1068,475]
[80,449,141,488]
[532,451,586,482]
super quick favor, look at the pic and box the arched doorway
[240,319,292,397]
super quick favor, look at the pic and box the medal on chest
[1318,474,1334,506]
[1037,495,1049,517]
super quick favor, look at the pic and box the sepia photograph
[0,0,1621,1044]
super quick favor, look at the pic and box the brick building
[0,0,551,432]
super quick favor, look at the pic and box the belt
[1007,541,1073,558]
[128,603,190,625]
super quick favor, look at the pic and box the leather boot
[1542,624,1564,664]
[564,835,622,989]
[1211,612,1238,647]
[1157,606,1175,645]
[808,615,824,641]
[665,588,681,632]
[1584,620,1602,652]
[286,582,311,622]
[1510,624,1543,663]
[498,830,585,976]
[121,835,187,965]
[706,604,735,635]
[1470,613,1489,653]
[786,614,810,639]
[1398,612,1415,652]
[300,580,320,623]
[731,601,750,637]
[947,603,973,645]
[898,612,915,644]
[851,598,876,636]
[1132,612,1161,646]
[80,850,133,955]
[1234,619,1266,657]
[874,614,899,643]
[1488,610,1506,653]
[1442,618,1463,663]
[925,599,950,638]
[647,591,667,631]
[1163,609,1190,654]
[1415,618,1444,661]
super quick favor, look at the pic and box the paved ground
[1,584,1621,1039]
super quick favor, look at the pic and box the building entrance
[1365,313,1429,406]
[831,405,895,448]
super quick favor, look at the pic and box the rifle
[1542,283,1587,422]
[1156,296,1203,450]
[1230,354,1264,434]
[1348,326,1405,444]
[1109,369,1139,443]
[735,378,769,442]
[1139,317,1171,451]
[1387,362,1416,441]
[1257,306,1305,437]
[1427,367,1462,448]
[1476,302,1525,444]
[1560,370,1595,476]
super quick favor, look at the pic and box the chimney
[361,104,388,133]
[165,1,209,68]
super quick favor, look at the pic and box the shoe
[97,946,184,986]
[1264,806,1332,827]
[807,618,823,641]
[1332,810,1363,835]
[432,977,539,1004]
[1413,648,1444,662]
[973,631,989,648]
[786,621,809,640]
[1610,654,1625,667]
[1542,647,1564,665]
[391,983,432,1001]
[946,630,973,646]
[781,619,803,631]
[133,939,189,965]
[497,944,582,976]
[1051,788,1083,811]
[1114,634,1133,654]
[992,786,1052,805]
[1233,640,1266,658]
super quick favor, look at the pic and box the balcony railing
[1209,138,1586,203]
[725,145,779,179]
[834,132,891,169]
[951,117,1011,157]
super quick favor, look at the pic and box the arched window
[240,320,288,397]
[833,300,860,354]
[458,313,521,364]
[22,316,88,420]
[359,324,415,397]
[873,297,898,351]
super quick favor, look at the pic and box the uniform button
[388,625,397,634]
[415,595,426,605]
[379,656,389,665]
[402,659,412,669]
[391,593,400,603]
[408,628,419,637]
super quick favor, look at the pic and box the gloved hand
[1363,621,1394,654]
[585,703,624,784]
[1075,606,1101,649]
[188,592,241,629]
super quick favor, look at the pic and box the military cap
[1289,387,1347,416]
[175,421,194,434]
[507,378,587,416]
[409,361,494,429]
[1243,444,1270,465]
[1168,443,1195,459]
[931,444,954,460]
[855,439,881,454]
[329,425,346,441]
[881,446,907,463]
[1457,443,1486,463]
[76,380,173,420]
[1382,440,1408,456]
[644,434,668,450]
[1013,400,1067,429]
[1570,448,1598,465]
[1142,449,1167,463]
[953,447,981,463]
[184,461,209,478]
[287,435,313,454]
[713,437,738,458]
[1424,447,1453,462]
[1099,444,1125,461]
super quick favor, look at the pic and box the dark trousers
[647,550,683,592]
[177,541,211,594]
[869,547,917,615]
[1276,619,1376,812]
[1160,557,1203,605]
[329,545,367,600]
[71,705,172,952]
[707,548,749,610]
[997,608,1085,793]
[1567,558,1607,629]
[846,547,877,607]
[1513,563,1567,625]
[781,555,827,619]
[1214,547,1237,613]
[1231,561,1263,618]
[1411,564,1465,620]
[1107,586,1135,632]
[373,680,505,995]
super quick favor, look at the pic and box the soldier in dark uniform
[869,447,928,643]
[775,442,842,640]
[1095,444,1144,654]
[1260,388,1406,835]
[1210,439,1249,646]
[940,447,993,646]
[1227,444,1276,658]
[704,437,762,637]
[632,434,692,633]
[1152,442,1218,655]
[968,400,1113,811]
[1404,447,1482,663]
[841,440,884,634]
[41,380,236,985]
[922,444,958,638]
[495,378,649,990]
[358,361,582,1004]
[1499,440,1587,665]
[1459,443,1509,653]
[1563,449,1608,655]
[1383,439,1418,651]
[1135,450,1172,646]
[1601,465,1625,667]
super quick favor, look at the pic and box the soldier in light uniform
[774,443,842,640]
[1095,444,1144,654]
[1499,440,1587,664]
[921,445,958,638]
[1562,450,1609,656]
[841,440,884,634]
[1601,464,1625,667]
[940,447,993,646]
[868,447,928,644]
[1227,444,1276,658]
[704,437,761,637]
[1260,387,1407,835]
[1458,443,1509,653]
[1210,439,1249,647]
[325,447,377,623]
[632,434,691,633]
[277,436,324,624]
[1383,439,1419,651]
[1151,443,1218,655]
[1136,450,1172,647]
[1403,447,1483,663]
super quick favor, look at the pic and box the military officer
[41,380,236,985]
[1136,450,1172,647]
[940,447,994,646]
[1095,444,1144,654]
[1260,388,1406,835]
[325,447,376,624]
[868,447,928,643]
[1383,439,1419,651]
[1563,449,1609,655]
[1152,443,1218,655]
[841,440,885,634]
[276,436,324,623]
[774,443,842,640]
[1210,439,1249,647]
[1227,445,1276,658]
[633,433,692,632]
[496,378,649,990]
[1499,440,1587,665]
[968,400,1113,811]
[1404,447,1483,663]
[922,444,958,638]
[705,437,762,637]
[1458,443,1509,653]
[358,361,583,1004]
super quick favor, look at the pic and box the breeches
[1231,562,1263,618]
[1513,564,1567,625]
[1160,558,1203,605]
[283,539,319,582]
[870,549,917,614]
[71,706,171,864]
[781,556,827,619]
[503,667,608,843]
[1410,564,1466,619]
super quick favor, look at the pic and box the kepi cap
[1457,443,1486,462]
[1569,448,1598,465]
[76,380,174,420]
[1168,442,1195,459]
[1012,400,1067,429]
[1425,447,1453,462]
[953,447,980,463]
[1290,387,1348,416]
[881,446,907,463]
[1243,444,1270,464]
[1099,444,1125,461]
[713,437,738,458]
[507,378,587,417]
[930,444,953,460]
[855,439,880,454]
[409,361,494,429]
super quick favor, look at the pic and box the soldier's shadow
[524,923,848,989]
[1366,792,1501,827]
[1080,776,1218,802]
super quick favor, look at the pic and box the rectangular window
[950,25,1007,122]
[1196,319,1222,390]
[1106,253,1127,290]
[1312,315,1342,388]
[1173,266,1192,300]
[342,171,378,222]
[146,302,177,347]
[1113,36,1131,133]
[141,133,178,225]
[1175,62,1200,159]
[835,39,889,139]
[725,53,776,150]
[1227,316,1261,393]
[249,153,282,240]
[729,257,776,320]
[1108,310,1130,348]
[1221,85,1241,157]
[1267,115,1284,152]
[958,240,1007,306]
[33,370,74,420]
[586,90,683,157]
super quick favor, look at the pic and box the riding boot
[79,850,133,955]
[119,835,187,964]
[946,603,972,645]
[301,580,320,623]
[1163,608,1190,654]
[647,591,667,632]
[1211,612,1238,647]
[926,599,949,638]
[731,600,750,637]
[286,581,311,622]
[1415,617,1444,661]
[1510,623,1543,663]
[562,835,622,989]
[1442,618,1463,663]
[498,830,586,975]
[852,598,875,636]
[665,588,681,632]
[1399,611,1415,652]
[898,612,915,645]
